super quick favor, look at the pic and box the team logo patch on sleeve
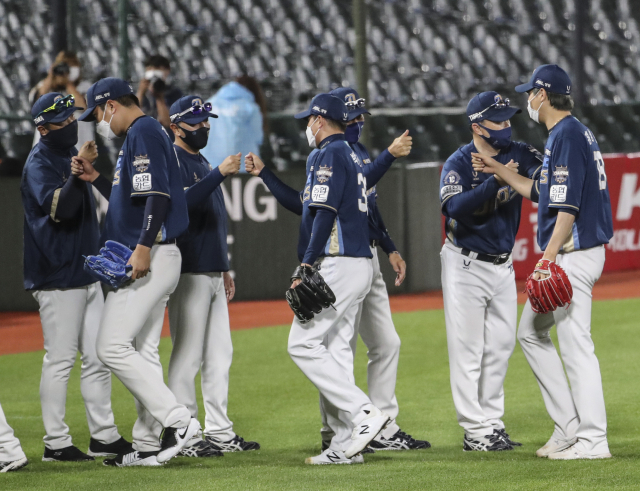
[316,165,333,183]
[312,185,329,202]
[441,184,463,200]
[133,173,152,192]
[553,165,569,183]
[133,155,150,172]
[444,170,461,185]
[550,185,567,203]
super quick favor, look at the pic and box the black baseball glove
[285,265,336,323]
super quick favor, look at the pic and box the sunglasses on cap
[170,102,213,122]
[35,94,76,119]
[468,97,512,121]
[345,98,366,109]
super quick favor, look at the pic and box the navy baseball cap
[294,93,349,123]
[31,93,84,126]
[78,77,136,122]
[466,91,521,123]
[515,64,572,95]
[329,87,371,120]
[169,95,218,125]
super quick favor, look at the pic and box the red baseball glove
[525,259,573,314]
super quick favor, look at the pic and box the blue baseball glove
[84,240,133,289]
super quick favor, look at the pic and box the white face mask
[527,93,543,124]
[68,66,80,82]
[145,69,166,81]
[306,117,321,148]
[96,105,117,141]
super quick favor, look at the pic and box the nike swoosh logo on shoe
[178,428,189,439]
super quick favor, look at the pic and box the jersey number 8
[594,151,607,191]
[357,173,368,213]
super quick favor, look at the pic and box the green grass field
[2,298,640,490]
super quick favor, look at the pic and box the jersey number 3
[357,173,368,213]
[594,151,607,191]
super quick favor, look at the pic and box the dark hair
[547,92,574,111]
[236,74,269,134]
[145,55,171,70]
[532,88,574,111]
[324,118,348,132]
[99,94,140,110]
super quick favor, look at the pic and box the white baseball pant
[288,256,373,453]
[320,247,402,446]
[0,402,26,462]
[518,245,608,454]
[96,244,192,452]
[32,282,120,450]
[168,272,235,441]
[441,241,517,439]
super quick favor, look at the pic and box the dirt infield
[1,270,638,356]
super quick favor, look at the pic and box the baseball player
[166,96,259,456]
[472,65,614,459]
[246,93,390,464]
[0,402,27,472]
[318,87,429,452]
[440,91,543,451]
[77,78,200,467]
[21,93,129,462]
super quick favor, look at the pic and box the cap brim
[347,108,370,120]
[515,81,534,93]
[78,104,98,122]
[294,109,312,119]
[486,107,522,122]
[176,112,219,125]
[45,106,85,124]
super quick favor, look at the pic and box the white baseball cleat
[0,457,28,473]
[344,404,390,459]
[536,435,577,458]
[157,418,201,463]
[305,449,364,465]
[547,442,611,460]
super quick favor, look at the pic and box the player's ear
[36,125,48,136]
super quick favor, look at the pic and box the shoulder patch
[133,154,150,172]
[441,184,463,200]
[553,165,569,183]
[133,173,152,192]
[443,170,461,185]
[316,164,333,183]
[550,185,567,203]
[312,185,329,202]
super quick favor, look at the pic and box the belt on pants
[370,239,380,247]
[158,238,177,245]
[461,248,510,265]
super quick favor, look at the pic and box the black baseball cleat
[205,434,260,452]
[463,430,513,451]
[496,428,522,447]
[369,429,431,451]
[157,418,201,463]
[179,440,224,458]
[42,445,95,462]
[0,457,28,473]
[103,450,162,467]
[361,447,376,454]
[88,436,134,457]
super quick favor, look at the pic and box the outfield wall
[0,163,442,311]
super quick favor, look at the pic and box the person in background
[137,55,183,130]
[30,51,93,148]
[201,75,267,172]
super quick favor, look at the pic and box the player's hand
[71,156,99,182]
[78,141,98,163]
[128,245,151,280]
[494,159,518,185]
[290,263,312,288]
[389,252,407,286]
[223,272,235,302]
[245,152,265,176]
[219,153,242,176]
[471,152,503,174]
[388,130,412,158]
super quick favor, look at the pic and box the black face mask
[41,119,79,151]
[178,125,209,150]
